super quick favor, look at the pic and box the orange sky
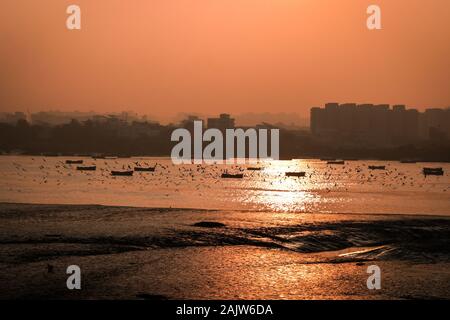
[1,0,449,122]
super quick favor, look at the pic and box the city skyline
[1,104,448,127]
[1,104,449,162]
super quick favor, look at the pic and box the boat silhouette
[327,160,345,165]
[285,172,306,177]
[111,170,134,176]
[76,166,96,171]
[221,173,244,179]
[66,160,83,165]
[423,168,444,176]
[369,165,386,170]
[134,167,156,172]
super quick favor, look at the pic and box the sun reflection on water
[240,160,322,212]
[1,156,449,215]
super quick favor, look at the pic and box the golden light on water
[242,160,320,212]
[0,156,448,214]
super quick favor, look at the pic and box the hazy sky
[1,0,449,122]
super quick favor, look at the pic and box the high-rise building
[310,103,444,146]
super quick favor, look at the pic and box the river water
[1,156,448,215]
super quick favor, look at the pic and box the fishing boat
[285,172,306,177]
[111,170,134,176]
[134,166,156,172]
[368,165,386,170]
[65,160,83,165]
[221,173,244,179]
[76,166,96,171]
[327,160,345,165]
[423,168,444,176]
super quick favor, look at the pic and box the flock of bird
[6,157,448,196]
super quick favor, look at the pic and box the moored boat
[221,173,244,179]
[423,168,444,176]
[66,160,83,165]
[285,172,306,177]
[134,167,156,172]
[111,170,134,176]
[76,166,96,171]
[327,160,345,165]
[368,165,386,170]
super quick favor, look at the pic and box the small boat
[423,168,444,176]
[66,160,83,165]
[76,166,96,171]
[368,165,386,170]
[285,172,306,177]
[247,167,263,171]
[327,160,345,165]
[221,173,244,179]
[111,170,133,176]
[134,166,156,172]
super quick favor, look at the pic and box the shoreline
[1,201,449,219]
[2,153,450,163]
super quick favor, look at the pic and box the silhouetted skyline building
[207,114,235,131]
[0,112,27,124]
[180,115,203,133]
[311,103,449,146]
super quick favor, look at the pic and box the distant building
[119,121,163,138]
[30,111,96,125]
[422,108,450,141]
[0,112,27,124]
[180,115,203,133]
[90,115,127,129]
[311,103,448,146]
[207,114,235,131]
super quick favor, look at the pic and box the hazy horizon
[1,0,449,119]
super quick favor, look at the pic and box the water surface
[1,156,449,215]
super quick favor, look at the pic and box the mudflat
[1,203,449,300]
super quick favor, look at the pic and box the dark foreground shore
[0,203,449,300]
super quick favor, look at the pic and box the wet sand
[1,203,449,300]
